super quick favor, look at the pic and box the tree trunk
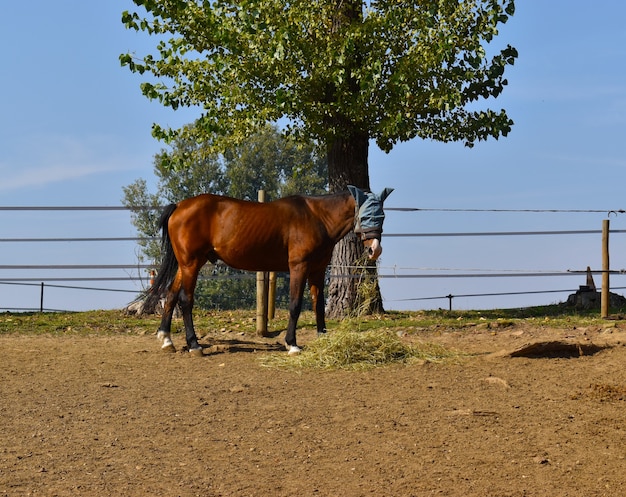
[325,131,385,319]
[324,0,384,318]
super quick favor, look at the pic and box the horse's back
[168,193,328,272]
[175,193,322,228]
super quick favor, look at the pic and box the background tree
[122,124,327,309]
[121,0,517,316]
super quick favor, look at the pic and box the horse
[146,185,393,355]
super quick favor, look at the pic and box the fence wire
[2,204,625,312]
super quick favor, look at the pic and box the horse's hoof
[287,345,302,356]
[189,347,204,357]
[158,331,176,352]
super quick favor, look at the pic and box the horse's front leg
[285,264,307,355]
[308,269,327,337]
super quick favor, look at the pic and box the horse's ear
[348,185,368,207]
[379,188,394,203]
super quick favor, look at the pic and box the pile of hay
[261,328,457,370]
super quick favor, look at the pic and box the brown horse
[147,186,393,355]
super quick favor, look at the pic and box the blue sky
[1,1,625,312]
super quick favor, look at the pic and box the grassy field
[0,304,622,338]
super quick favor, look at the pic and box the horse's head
[348,186,394,260]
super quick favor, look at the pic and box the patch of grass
[1,303,623,340]
[260,328,460,371]
[376,304,626,331]
[0,310,160,336]
[0,309,274,337]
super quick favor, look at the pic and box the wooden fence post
[268,271,276,320]
[256,190,270,336]
[601,219,610,319]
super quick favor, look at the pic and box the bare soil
[2,321,626,496]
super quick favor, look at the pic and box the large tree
[121,0,517,316]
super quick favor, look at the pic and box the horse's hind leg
[156,263,203,354]
[178,262,205,355]
[157,272,183,352]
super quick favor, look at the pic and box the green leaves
[121,0,518,152]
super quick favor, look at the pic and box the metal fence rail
[2,205,625,312]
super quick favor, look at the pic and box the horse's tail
[144,203,179,311]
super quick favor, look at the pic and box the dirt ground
[2,321,626,497]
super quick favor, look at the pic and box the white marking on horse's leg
[157,330,176,353]
[287,345,302,356]
[161,337,175,352]
[189,347,204,357]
